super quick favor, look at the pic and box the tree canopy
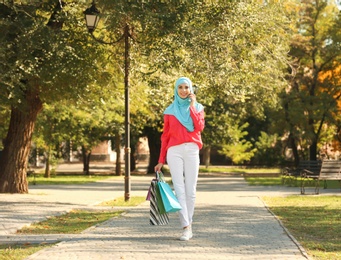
[1,0,341,193]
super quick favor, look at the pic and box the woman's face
[177,83,191,99]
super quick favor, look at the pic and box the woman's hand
[188,93,196,106]
[154,163,164,173]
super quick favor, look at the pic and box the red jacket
[158,106,205,164]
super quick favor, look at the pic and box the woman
[155,76,205,241]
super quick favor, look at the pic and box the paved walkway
[1,168,339,259]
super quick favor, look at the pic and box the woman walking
[155,76,205,241]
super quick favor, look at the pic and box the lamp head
[84,3,100,33]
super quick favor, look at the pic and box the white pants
[167,142,199,228]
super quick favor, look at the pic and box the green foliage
[253,131,283,165]
[219,141,256,164]
[181,1,290,158]
[3,0,335,170]
[97,1,292,161]
[0,1,115,176]
[218,123,257,164]
[32,72,126,161]
[74,1,292,166]
[281,0,341,160]
[0,1,108,109]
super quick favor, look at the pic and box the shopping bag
[147,177,169,225]
[155,181,167,214]
[158,180,182,213]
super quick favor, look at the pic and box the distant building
[90,137,150,163]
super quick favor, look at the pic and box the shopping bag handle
[156,171,165,182]
[146,172,161,201]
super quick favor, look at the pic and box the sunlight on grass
[245,177,282,186]
[0,244,53,260]
[245,175,340,188]
[262,195,341,260]
[17,210,123,234]
[28,175,114,185]
[98,196,146,207]
[199,166,281,174]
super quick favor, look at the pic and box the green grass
[6,195,146,258]
[28,174,114,185]
[17,210,123,234]
[199,166,280,174]
[0,244,53,260]
[262,195,341,260]
[245,175,341,188]
[245,177,282,186]
[98,196,146,207]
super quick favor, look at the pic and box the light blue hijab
[164,77,204,132]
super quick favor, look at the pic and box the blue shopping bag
[157,180,182,213]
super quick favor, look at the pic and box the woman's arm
[158,115,170,164]
[190,107,205,132]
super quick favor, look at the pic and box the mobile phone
[192,85,198,95]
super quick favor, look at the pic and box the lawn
[17,210,123,234]
[241,168,341,259]
[1,210,122,260]
[28,174,114,185]
[98,196,146,207]
[199,165,281,175]
[207,165,340,188]
[263,195,341,260]
[245,175,341,188]
[0,244,53,260]
[2,196,144,259]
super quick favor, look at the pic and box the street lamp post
[84,2,131,201]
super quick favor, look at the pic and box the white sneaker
[180,226,193,241]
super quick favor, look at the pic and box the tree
[219,123,257,164]
[96,0,196,173]
[283,0,341,161]
[131,1,291,167]
[33,103,67,178]
[0,1,108,193]
[162,1,291,164]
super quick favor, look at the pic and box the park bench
[300,160,341,194]
[281,160,321,186]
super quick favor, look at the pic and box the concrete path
[2,169,338,259]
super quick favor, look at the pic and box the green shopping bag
[155,181,167,214]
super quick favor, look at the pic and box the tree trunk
[288,132,300,166]
[81,146,91,175]
[309,140,318,161]
[145,127,161,174]
[115,133,122,176]
[203,146,211,168]
[308,115,318,161]
[130,139,136,172]
[44,149,51,178]
[35,147,39,167]
[0,88,43,193]
[67,140,73,162]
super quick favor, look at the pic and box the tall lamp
[84,2,131,201]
